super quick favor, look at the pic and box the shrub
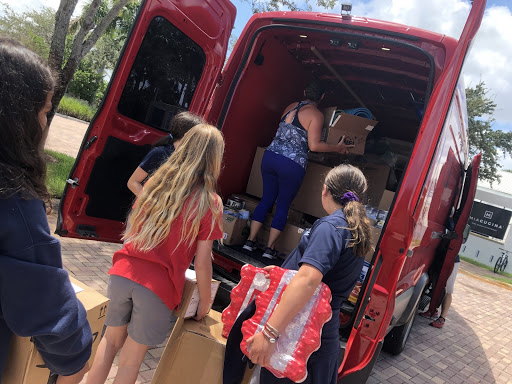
[67,60,105,103]
[57,95,96,122]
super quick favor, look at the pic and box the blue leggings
[252,151,305,231]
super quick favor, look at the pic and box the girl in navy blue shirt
[127,112,203,196]
[225,164,371,384]
[0,39,92,384]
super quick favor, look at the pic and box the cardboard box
[246,147,266,198]
[326,112,378,155]
[151,311,225,384]
[276,223,307,255]
[174,270,220,319]
[256,222,308,257]
[350,161,391,207]
[290,162,332,218]
[2,277,109,384]
[222,213,249,246]
[378,190,395,211]
[151,310,254,384]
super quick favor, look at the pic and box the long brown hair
[324,164,371,257]
[0,38,54,203]
[124,124,225,251]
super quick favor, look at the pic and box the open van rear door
[425,154,481,314]
[56,0,236,242]
[339,1,486,381]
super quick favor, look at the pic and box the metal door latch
[66,178,79,188]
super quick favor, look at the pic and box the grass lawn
[460,256,512,285]
[45,149,75,198]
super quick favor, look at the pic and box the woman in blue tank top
[244,80,353,259]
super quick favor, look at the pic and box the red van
[57,0,485,381]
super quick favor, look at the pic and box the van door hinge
[431,231,458,240]
[84,135,98,150]
[66,178,79,188]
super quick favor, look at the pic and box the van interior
[211,27,443,258]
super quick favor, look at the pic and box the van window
[117,16,206,131]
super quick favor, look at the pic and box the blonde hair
[324,164,371,257]
[124,124,225,251]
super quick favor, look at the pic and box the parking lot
[45,207,512,384]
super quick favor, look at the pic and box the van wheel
[383,301,419,355]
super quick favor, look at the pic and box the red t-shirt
[109,201,223,311]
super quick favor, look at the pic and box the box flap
[182,310,225,344]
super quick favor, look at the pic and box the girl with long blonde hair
[86,124,225,384]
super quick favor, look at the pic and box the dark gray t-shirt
[282,209,365,310]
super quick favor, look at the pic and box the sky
[4,0,511,168]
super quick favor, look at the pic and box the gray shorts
[105,275,177,346]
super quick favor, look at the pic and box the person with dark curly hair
[0,38,92,384]
[244,80,353,259]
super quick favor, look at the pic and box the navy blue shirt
[138,144,175,174]
[282,209,365,311]
[0,196,92,377]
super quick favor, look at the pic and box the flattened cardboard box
[2,277,109,384]
[174,269,220,319]
[326,112,378,155]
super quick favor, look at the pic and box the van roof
[245,11,458,49]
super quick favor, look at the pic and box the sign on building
[468,201,512,240]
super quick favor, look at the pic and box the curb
[55,113,90,125]
[459,269,512,291]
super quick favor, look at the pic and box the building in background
[461,171,512,273]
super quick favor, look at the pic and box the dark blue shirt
[0,196,92,377]
[282,209,365,310]
[138,144,175,174]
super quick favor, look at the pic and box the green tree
[0,3,56,58]
[466,81,512,184]
[47,0,135,136]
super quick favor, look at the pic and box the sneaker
[430,316,445,328]
[262,247,278,259]
[419,309,440,319]
[243,240,256,251]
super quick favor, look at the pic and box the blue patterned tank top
[267,101,311,169]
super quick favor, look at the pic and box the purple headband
[337,192,359,204]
